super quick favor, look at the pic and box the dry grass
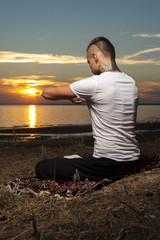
[0,136,160,240]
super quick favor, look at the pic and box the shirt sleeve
[70,76,97,99]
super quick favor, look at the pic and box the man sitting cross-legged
[35,36,140,182]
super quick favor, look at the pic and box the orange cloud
[137,81,160,92]
[137,81,160,103]
[0,75,69,98]
[0,47,160,66]
[117,47,160,65]
[68,76,90,82]
[0,75,57,87]
[0,51,86,64]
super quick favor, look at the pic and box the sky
[0,0,160,104]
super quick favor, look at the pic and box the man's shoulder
[69,75,97,98]
[70,75,97,86]
[102,72,135,82]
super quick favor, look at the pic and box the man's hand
[71,97,86,104]
[35,91,42,96]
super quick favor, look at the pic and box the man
[35,36,140,182]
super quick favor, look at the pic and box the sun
[25,88,38,95]
[20,88,41,96]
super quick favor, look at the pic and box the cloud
[0,75,69,97]
[137,81,160,95]
[137,81,160,103]
[133,33,160,38]
[0,51,86,64]
[0,47,160,66]
[69,76,90,82]
[0,75,57,87]
[0,75,69,94]
[117,47,160,65]
[153,76,160,80]
[137,81,160,90]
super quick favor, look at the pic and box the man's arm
[42,84,76,100]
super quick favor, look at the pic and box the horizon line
[0,103,160,106]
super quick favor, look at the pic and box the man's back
[37,36,140,182]
[70,72,140,161]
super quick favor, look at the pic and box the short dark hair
[87,36,115,60]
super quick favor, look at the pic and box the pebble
[0,215,7,221]
[145,192,153,197]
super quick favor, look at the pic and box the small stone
[144,214,156,220]
[0,215,7,221]
[145,192,153,197]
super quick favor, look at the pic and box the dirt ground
[0,136,160,240]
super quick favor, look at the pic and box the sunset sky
[0,0,160,104]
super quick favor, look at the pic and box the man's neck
[111,61,121,72]
[99,60,120,73]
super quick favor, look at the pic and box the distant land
[0,103,160,106]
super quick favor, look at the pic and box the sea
[0,104,159,129]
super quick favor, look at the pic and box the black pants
[35,156,140,182]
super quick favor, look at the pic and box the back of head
[87,36,115,60]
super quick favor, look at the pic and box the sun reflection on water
[28,105,36,128]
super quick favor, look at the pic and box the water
[0,105,90,128]
[0,105,159,129]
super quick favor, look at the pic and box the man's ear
[93,53,98,63]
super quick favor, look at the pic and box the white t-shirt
[70,72,140,162]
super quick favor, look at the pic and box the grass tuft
[32,211,40,240]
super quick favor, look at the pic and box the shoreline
[0,122,160,134]
[0,125,159,147]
